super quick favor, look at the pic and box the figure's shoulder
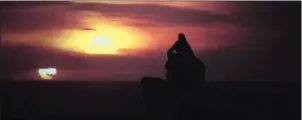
[194,57,206,69]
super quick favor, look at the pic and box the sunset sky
[1,1,300,81]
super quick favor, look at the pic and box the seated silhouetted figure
[141,33,206,120]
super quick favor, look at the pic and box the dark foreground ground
[0,80,300,120]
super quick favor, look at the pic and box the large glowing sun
[84,36,118,54]
[56,23,147,55]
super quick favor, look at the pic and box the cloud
[2,1,299,34]
[68,2,234,26]
[1,2,237,33]
[1,1,73,9]
[80,28,97,31]
[1,2,82,33]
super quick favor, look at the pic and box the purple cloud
[1,2,236,33]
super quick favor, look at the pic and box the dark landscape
[1,80,300,120]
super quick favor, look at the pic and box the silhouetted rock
[142,33,207,120]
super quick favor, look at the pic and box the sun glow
[55,19,148,55]
[85,36,118,54]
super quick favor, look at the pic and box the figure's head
[165,33,199,80]
[174,33,195,58]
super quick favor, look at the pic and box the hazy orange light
[38,68,57,80]
[84,36,118,54]
[55,18,148,55]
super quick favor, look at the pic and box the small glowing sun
[38,68,57,80]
